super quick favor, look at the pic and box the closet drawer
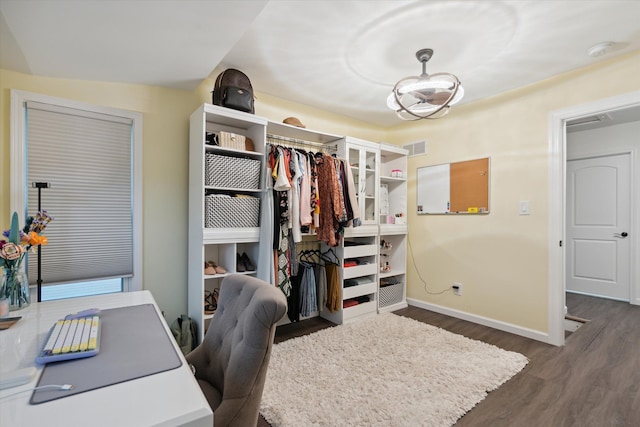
[343,301,377,320]
[343,244,377,258]
[343,281,377,300]
[343,263,377,279]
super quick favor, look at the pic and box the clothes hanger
[321,247,339,265]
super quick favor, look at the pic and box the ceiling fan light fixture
[388,48,463,120]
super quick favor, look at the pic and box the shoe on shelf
[241,252,256,271]
[205,261,227,275]
[236,253,246,272]
[204,262,216,275]
[204,290,217,314]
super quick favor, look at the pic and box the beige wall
[0,69,202,322]
[387,51,640,333]
[2,50,639,334]
[0,69,383,323]
[193,78,389,141]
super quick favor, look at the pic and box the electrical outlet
[452,282,463,296]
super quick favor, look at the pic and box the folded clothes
[344,259,370,267]
[344,279,358,288]
[380,278,401,287]
[343,299,359,308]
[344,277,371,287]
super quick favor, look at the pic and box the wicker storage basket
[379,282,404,307]
[205,153,261,190]
[205,195,260,228]
[218,131,246,150]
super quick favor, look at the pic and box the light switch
[519,201,530,215]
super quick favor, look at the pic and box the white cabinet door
[346,142,379,225]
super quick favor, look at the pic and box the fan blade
[425,92,452,105]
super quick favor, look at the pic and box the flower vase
[1,267,31,311]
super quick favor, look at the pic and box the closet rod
[266,133,335,152]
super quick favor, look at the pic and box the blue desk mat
[31,303,182,404]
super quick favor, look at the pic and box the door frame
[548,90,640,346]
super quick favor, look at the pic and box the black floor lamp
[33,181,50,303]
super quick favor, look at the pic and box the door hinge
[559,240,563,247]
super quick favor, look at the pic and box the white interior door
[566,153,631,301]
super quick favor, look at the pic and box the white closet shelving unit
[188,104,409,335]
[188,104,267,341]
[378,144,409,312]
[320,137,381,323]
[320,235,379,324]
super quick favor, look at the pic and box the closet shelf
[205,145,264,159]
[379,224,408,235]
[343,282,377,300]
[380,176,406,183]
[204,185,263,193]
[379,269,405,279]
[266,122,342,144]
[202,227,260,243]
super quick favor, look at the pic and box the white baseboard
[406,298,552,344]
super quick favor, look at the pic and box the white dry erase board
[417,157,489,214]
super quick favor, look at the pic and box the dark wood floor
[259,293,640,426]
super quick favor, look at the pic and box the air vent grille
[567,114,610,127]
[402,140,427,157]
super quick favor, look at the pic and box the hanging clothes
[290,149,303,243]
[315,153,342,246]
[266,142,362,303]
[299,262,317,317]
[269,145,293,296]
[308,152,320,230]
[287,266,302,322]
[273,147,291,192]
[344,160,361,227]
[299,151,312,227]
[277,225,291,296]
[314,263,327,311]
[324,262,341,312]
[334,158,348,224]
[257,164,275,284]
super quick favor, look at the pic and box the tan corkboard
[449,158,489,213]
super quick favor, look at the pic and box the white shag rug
[260,313,528,427]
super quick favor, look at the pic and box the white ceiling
[1,0,640,127]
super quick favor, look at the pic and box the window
[10,90,142,298]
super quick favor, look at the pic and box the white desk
[0,291,213,426]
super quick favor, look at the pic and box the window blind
[25,101,134,286]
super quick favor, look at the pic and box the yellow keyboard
[36,311,101,365]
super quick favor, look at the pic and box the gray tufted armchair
[186,274,287,427]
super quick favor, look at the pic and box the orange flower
[26,232,48,247]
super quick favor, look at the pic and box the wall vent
[402,140,427,157]
[566,113,611,128]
